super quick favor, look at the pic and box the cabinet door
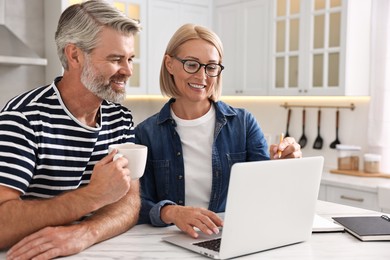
[269,0,303,95]
[179,3,211,27]
[310,0,343,95]
[269,0,370,96]
[147,0,179,94]
[326,186,379,211]
[112,0,146,95]
[318,184,327,200]
[45,0,147,94]
[215,4,241,95]
[215,0,269,96]
[241,0,269,95]
[147,0,212,95]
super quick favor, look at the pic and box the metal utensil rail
[280,102,355,110]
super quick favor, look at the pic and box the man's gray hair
[55,0,141,70]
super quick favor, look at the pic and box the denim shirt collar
[157,98,237,126]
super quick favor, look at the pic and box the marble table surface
[2,200,388,260]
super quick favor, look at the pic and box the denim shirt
[135,98,269,226]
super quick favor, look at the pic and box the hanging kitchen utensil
[298,109,307,148]
[330,109,341,149]
[285,108,291,138]
[313,109,323,149]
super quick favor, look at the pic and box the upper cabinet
[44,0,146,94]
[0,0,47,66]
[214,0,270,96]
[45,0,212,95]
[269,0,371,96]
[146,0,212,95]
[112,0,147,95]
[44,0,372,97]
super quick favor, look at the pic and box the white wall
[123,96,370,170]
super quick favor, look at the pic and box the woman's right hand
[161,205,223,238]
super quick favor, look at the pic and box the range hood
[0,0,47,66]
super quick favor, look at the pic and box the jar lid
[336,144,361,151]
[364,153,381,161]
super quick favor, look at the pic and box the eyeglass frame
[172,56,224,77]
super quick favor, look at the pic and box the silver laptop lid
[162,156,324,259]
[219,156,324,259]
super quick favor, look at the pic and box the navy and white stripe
[0,78,134,198]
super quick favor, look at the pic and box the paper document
[313,214,344,233]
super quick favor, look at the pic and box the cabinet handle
[340,195,364,202]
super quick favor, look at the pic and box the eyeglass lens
[182,60,223,77]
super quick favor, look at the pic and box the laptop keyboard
[193,238,221,252]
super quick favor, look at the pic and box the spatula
[313,109,323,149]
[330,110,341,149]
[298,109,307,148]
[285,109,291,138]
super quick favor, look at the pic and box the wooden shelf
[330,169,390,179]
[0,55,47,66]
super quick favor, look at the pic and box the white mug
[108,143,148,180]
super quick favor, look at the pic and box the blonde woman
[135,24,302,238]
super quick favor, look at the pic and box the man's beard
[81,56,126,103]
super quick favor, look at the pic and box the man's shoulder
[101,101,134,128]
[1,85,54,113]
[102,101,132,116]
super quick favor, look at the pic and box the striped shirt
[0,78,134,198]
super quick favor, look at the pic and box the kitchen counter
[320,168,390,212]
[322,168,390,192]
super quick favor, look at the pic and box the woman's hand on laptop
[161,205,223,238]
[270,137,302,159]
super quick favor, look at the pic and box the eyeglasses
[173,56,224,77]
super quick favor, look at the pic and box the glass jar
[363,153,381,173]
[336,144,361,171]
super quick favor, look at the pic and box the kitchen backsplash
[123,96,370,170]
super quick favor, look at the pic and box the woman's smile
[188,83,206,89]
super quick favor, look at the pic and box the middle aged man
[0,1,142,259]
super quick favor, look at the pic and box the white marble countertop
[2,200,388,260]
[322,168,390,192]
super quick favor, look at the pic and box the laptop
[162,156,324,259]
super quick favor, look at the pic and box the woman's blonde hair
[160,24,224,101]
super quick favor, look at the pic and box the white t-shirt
[171,105,215,209]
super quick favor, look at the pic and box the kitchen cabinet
[318,184,327,200]
[320,170,390,213]
[146,0,212,95]
[269,0,371,96]
[44,0,67,82]
[0,0,47,66]
[378,186,390,213]
[45,0,211,95]
[323,185,379,211]
[214,0,270,96]
[44,0,147,94]
[113,0,147,94]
